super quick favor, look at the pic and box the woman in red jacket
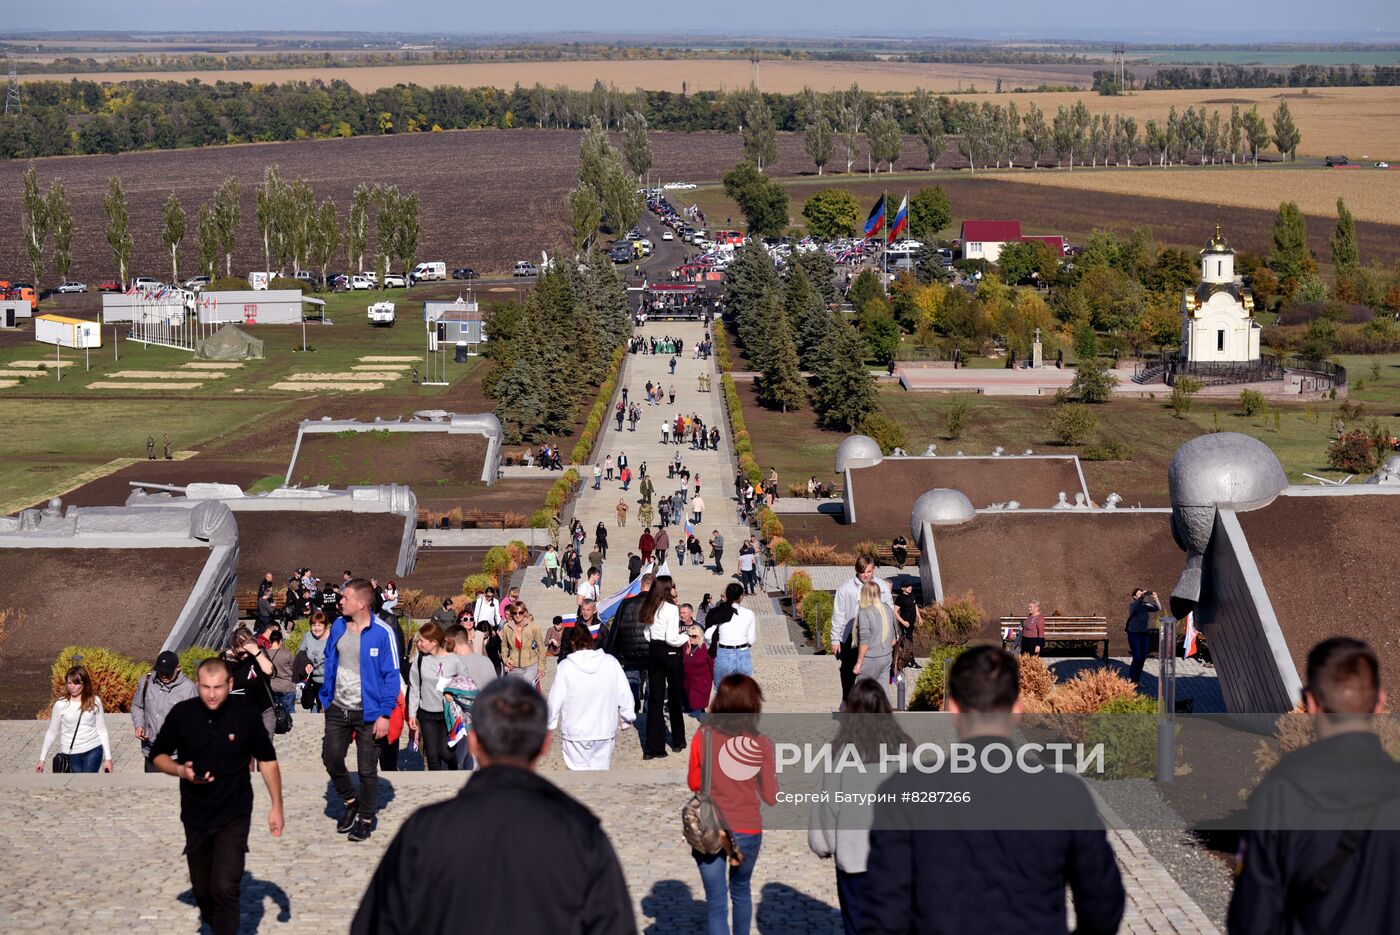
[688,674,778,935]
[682,624,714,715]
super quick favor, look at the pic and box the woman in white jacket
[547,625,636,770]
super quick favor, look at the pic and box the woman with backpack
[37,665,112,773]
[408,623,471,771]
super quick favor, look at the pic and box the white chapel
[1180,221,1260,364]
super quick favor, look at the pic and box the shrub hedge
[48,646,147,714]
[770,537,794,566]
[802,591,835,649]
[178,646,220,680]
[787,570,812,611]
[908,644,971,711]
[757,507,785,541]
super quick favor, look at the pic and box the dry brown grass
[994,165,1400,224]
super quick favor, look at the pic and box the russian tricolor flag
[863,196,885,240]
[888,195,909,242]
[1183,613,1199,658]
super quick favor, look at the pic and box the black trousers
[839,631,857,703]
[646,641,687,755]
[417,709,456,771]
[184,813,250,935]
[322,703,383,819]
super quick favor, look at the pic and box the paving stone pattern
[0,322,1222,933]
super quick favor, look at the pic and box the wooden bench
[1000,615,1109,660]
[460,511,510,529]
[874,544,922,567]
[236,594,282,620]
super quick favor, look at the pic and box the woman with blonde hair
[37,665,112,773]
[853,581,896,701]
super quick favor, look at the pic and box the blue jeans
[1127,630,1152,685]
[836,868,864,935]
[713,647,752,686]
[695,831,762,935]
[275,690,297,722]
[70,746,104,773]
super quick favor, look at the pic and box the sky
[6,1,1399,40]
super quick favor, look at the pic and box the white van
[411,261,447,283]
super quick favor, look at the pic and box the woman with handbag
[501,603,544,692]
[37,665,112,774]
[687,674,777,935]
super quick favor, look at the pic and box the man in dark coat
[604,574,653,714]
[859,647,1125,935]
[352,679,635,935]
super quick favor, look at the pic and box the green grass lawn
[0,397,287,511]
[738,360,1389,512]
[0,288,475,399]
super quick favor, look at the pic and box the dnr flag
[888,195,909,242]
[863,196,886,240]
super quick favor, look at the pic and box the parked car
[382,273,406,288]
[662,181,697,190]
[1378,162,1391,169]
[132,277,163,290]
[513,261,538,277]
[452,266,478,280]
[1325,155,1349,167]
[56,281,87,294]
[350,274,374,290]
[183,275,210,291]
[293,271,322,289]
[661,230,674,241]
[97,279,121,292]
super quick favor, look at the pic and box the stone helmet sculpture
[1167,433,1287,618]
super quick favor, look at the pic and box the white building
[1180,223,1260,364]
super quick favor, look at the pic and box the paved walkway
[0,320,1225,933]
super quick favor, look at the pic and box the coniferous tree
[811,318,878,430]
[799,306,839,372]
[757,295,806,413]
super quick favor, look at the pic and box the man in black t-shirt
[151,658,283,935]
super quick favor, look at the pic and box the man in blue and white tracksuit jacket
[319,578,403,842]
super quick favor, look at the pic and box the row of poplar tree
[17,165,421,291]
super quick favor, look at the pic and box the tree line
[0,77,1301,166]
[17,163,421,290]
[482,258,632,444]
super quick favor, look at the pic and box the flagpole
[882,189,889,293]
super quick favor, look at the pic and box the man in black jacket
[352,679,635,935]
[1228,637,1400,935]
[859,646,1125,935]
[604,573,653,717]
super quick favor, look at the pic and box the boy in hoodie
[319,578,404,842]
[547,625,636,770]
[132,651,197,772]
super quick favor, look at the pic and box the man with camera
[1126,588,1162,686]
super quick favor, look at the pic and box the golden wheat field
[18,58,1100,95]
[22,60,1400,158]
[986,165,1400,224]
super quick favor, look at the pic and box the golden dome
[1201,215,1233,256]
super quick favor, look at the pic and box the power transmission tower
[750,52,760,92]
[4,51,20,116]
[1113,46,1126,92]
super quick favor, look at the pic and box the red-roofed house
[960,220,1023,263]
[960,221,1068,263]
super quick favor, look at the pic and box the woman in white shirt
[642,574,689,759]
[547,625,636,770]
[37,665,112,773]
[705,582,757,685]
